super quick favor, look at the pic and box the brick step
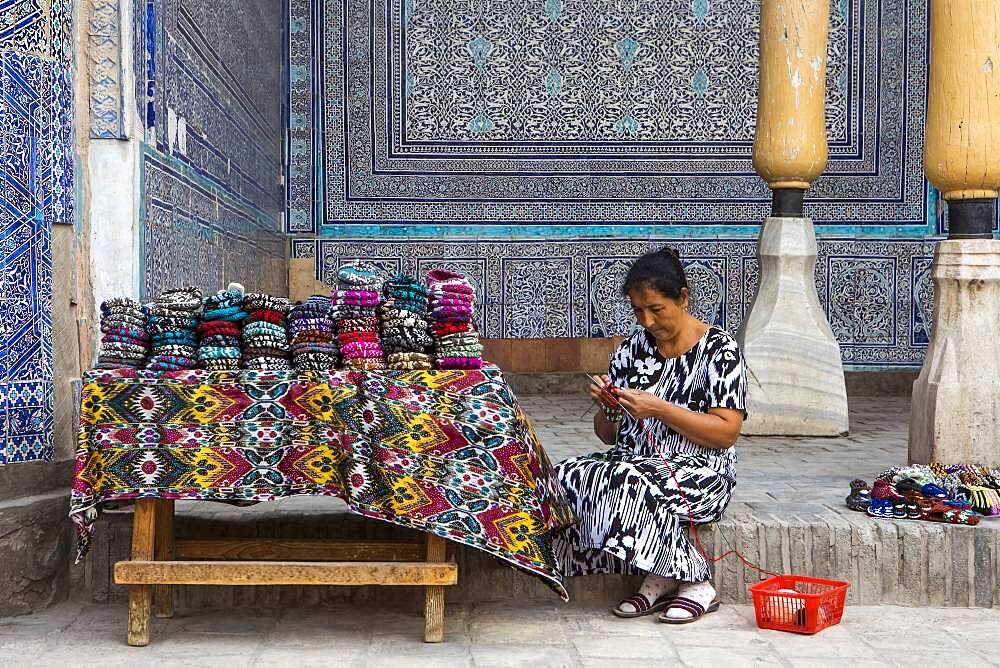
[76,499,1000,610]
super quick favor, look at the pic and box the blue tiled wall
[0,0,74,463]
[285,0,955,368]
[137,0,287,298]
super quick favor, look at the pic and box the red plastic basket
[750,575,849,634]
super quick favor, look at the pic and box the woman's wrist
[652,398,677,426]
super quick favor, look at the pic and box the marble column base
[909,240,1000,466]
[737,217,849,436]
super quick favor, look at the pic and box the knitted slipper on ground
[894,478,924,495]
[920,483,949,499]
[845,479,871,512]
[920,501,980,525]
[866,498,890,518]
[656,597,721,625]
[611,592,675,619]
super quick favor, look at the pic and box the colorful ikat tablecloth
[71,366,577,598]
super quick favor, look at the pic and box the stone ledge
[77,500,999,610]
[0,491,72,616]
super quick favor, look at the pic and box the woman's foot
[613,574,678,617]
[658,580,719,623]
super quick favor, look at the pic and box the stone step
[75,499,1000,610]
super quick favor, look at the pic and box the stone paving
[0,599,997,667]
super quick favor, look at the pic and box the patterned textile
[70,365,576,598]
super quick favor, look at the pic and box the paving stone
[152,632,266,656]
[470,643,578,667]
[674,645,784,666]
[785,659,890,668]
[567,613,672,638]
[179,611,278,636]
[570,634,677,660]
[252,646,364,667]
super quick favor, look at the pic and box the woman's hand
[615,388,666,420]
[589,374,617,407]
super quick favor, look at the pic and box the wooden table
[113,499,459,645]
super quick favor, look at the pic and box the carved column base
[909,240,1000,466]
[737,217,849,436]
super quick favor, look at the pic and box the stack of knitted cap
[287,295,338,371]
[380,274,433,370]
[426,269,483,369]
[145,287,202,371]
[97,298,149,369]
[332,262,385,370]
[197,284,247,371]
[241,293,291,370]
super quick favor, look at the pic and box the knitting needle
[578,373,609,419]
[583,373,637,422]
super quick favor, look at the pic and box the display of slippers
[943,495,973,510]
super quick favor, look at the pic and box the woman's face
[627,284,689,343]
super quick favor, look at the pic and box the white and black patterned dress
[553,326,748,582]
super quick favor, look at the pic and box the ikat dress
[553,325,748,582]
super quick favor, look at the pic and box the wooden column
[738,0,848,436]
[752,0,830,216]
[924,0,1000,239]
[909,0,1000,466]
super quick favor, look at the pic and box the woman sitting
[553,247,748,624]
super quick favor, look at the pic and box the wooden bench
[113,499,458,645]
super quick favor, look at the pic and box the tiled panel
[140,0,286,296]
[288,0,932,236]
[0,0,49,57]
[499,257,573,338]
[910,256,935,348]
[88,0,126,138]
[140,149,286,298]
[0,46,62,464]
[294,238,938,368]
[285,0,947,371]
[827,256,897,347]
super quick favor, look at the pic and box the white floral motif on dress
[633,356,663,385]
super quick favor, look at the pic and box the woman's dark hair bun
[621,246,688,301]
[656,246,681,260]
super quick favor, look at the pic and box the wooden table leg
[424,534,446,643]
[127,499,157,646]
[153,500,175,619]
